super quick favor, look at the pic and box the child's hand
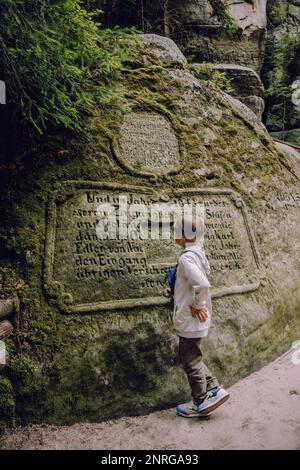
[163,287,172,297]
[190,306,208,322]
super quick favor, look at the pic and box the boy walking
[172,216,230,417]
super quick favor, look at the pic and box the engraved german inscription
[44,184,261,313]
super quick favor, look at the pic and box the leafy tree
[263,32,297,130]
[0,0,135,137]
[208,0,239,37]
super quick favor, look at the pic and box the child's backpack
[165,264,178,296]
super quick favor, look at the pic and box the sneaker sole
[176,409,212,418]
[198,393,230,415]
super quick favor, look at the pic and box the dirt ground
[1,348,300,450]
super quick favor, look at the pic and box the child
[172,216,230,417]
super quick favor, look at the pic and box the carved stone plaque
[112,112,183,176]
[44,182,262,313]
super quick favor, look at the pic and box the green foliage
[192,63,233,93]
[220,119,238,136]
[0,377,16,432]
[0,267,25,299]
[209,0,239,37]
[7,355,35,384]
[270,127,300,146]
[271,5,287,19]
[263,31,298,130]
[265,32,297,99]
[0,0,136,135]
[269,0,291,24]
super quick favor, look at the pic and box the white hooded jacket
[173,242,212,338]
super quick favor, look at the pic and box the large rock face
[140,34,188,68]
[192,63,265,118]
[171,0,267,73]
[1,35,299,426]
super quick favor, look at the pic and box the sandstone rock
[204,127,217,145]
[172,0,267,33]
[192,63,265,118]
[3,33,299,427]
[139,34,187,68]
[274,141,300,176]
[222,93,268,136]
[0,298,14,320]
[228,0,267,37]
[0,320,13,340]
[170,0,267,72]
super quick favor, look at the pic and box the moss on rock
[0,377,16,432]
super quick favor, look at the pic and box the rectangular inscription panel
[120,113,180,170]
[44,183,262,313]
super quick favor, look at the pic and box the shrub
[0,0,136,136]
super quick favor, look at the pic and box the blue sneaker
[197,387,230,415]
[176,387,229,418]
[176,400,211,418]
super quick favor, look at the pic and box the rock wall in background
[174,0,300,139]
[171,0,267,73]
[191,63,265,118]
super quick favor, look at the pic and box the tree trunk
[141,0,145,32]
[163,0,170,37]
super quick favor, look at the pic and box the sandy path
[1,348,300,450]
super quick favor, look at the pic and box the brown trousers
[179,336,219,405]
